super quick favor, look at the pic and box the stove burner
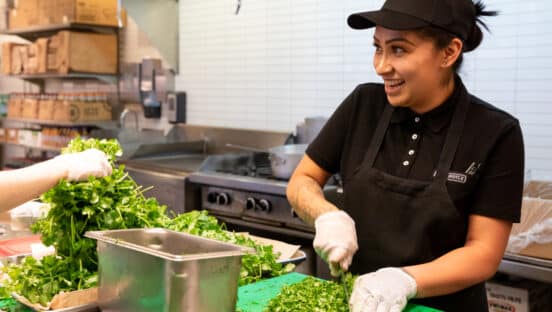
[207,152,286,180]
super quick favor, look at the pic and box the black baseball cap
[348,0,476,41]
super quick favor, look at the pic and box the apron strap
[365,104,395,167]
[433,82,471,183]
[362,78,471,184]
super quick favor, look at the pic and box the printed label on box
[486,282,529,312]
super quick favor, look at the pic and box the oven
[185,152,339,278]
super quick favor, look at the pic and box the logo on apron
[448,172,468,184]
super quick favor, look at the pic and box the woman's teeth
[386,80,405,87]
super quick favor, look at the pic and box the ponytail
[463,1,498,52]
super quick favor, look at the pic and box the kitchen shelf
[2,117,117,128]
[4,73,118,84]
[0,23,120,40]
[3,142,61,152]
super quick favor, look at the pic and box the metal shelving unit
[0,23,120,40]
[4,73,118,85]
[2,117,117,128]
[0,22,122,169]
[3,142,60,153]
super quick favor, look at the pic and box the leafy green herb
[264,274,356,312]
[166,210,295,285]
[2,137,169,305]
[1,137,295,305]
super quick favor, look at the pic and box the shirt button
[408,150,415,156]
[414,117,420,123]
[402,160,410,166]
[412,134,419,140]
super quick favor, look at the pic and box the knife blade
[340,270,351,311]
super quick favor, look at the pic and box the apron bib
[343,88,487,311]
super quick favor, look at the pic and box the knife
[339,270,351,311]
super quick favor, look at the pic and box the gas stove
[186,152,317,237]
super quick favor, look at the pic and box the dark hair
[417,1,498,72]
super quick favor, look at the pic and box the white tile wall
[176,0,552,176]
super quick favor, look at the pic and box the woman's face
[373,26,449,113]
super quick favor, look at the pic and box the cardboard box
[487,282,529,312]
[53,99,112,122]
[38,0,56,26]
[11,45,27,75]
[35,38,49,73]
[2,42,26,75]
[7,96,22,118]
[9,9,30,29]
[20,97,39,119]
[57,0,119,27]
[12,0,119,29]
[9,0,39,29]
[524,180,552,199]
[487,275,552,312]
[51,31,117,74]
[1,43,12,74]
[507,180,552,260]
[38,97,56,120]
[24,43,37,74]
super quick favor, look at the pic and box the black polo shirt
[307,78,524,222]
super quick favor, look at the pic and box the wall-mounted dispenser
[119,58,175,120]
[140,58,162,118]
[167,92,186,123]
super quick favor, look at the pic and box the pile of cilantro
[263,274,356,312]
[0,137,293,306]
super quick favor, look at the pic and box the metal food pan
[277,250,307,266]
[85,228,253,312]
[12,293,99,312]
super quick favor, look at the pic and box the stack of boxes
[6,92,112,122]
[8,0,120,30]
[1,0,120,75]
[1,31,118,75]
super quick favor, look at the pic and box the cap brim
[348,9,430,30]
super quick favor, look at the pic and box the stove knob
[207,192,217,204]
[258,199,271,212]
[246,197,257,210]
[216,193,231,205]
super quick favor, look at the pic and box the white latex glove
[313,210,358,276]
[349,267,417,312]
[31,243,56,260]
[53,148,112,181]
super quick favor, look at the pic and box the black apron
[343,86,487,312]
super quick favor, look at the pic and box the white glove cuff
[379,268,418,299]
[314,210,355,226]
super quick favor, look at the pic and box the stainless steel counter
[499,253,552,283]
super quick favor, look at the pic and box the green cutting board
[236,272,442,312]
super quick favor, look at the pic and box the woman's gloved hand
[349,267,417,312]
[53,148,113,181]
[313,210,358,276]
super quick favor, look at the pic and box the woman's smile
[384,79,406,95]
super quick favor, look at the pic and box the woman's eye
[393,47,405,54]
[373,45,382,53]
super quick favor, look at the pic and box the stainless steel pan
[225,143,308,179]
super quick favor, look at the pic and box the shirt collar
[389,76,464,133]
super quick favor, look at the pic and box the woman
[286,0,524,311]
[0,149,111,212]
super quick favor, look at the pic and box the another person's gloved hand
[53,149,112,181]
[313,210,358,276]
[349,267,417,312]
